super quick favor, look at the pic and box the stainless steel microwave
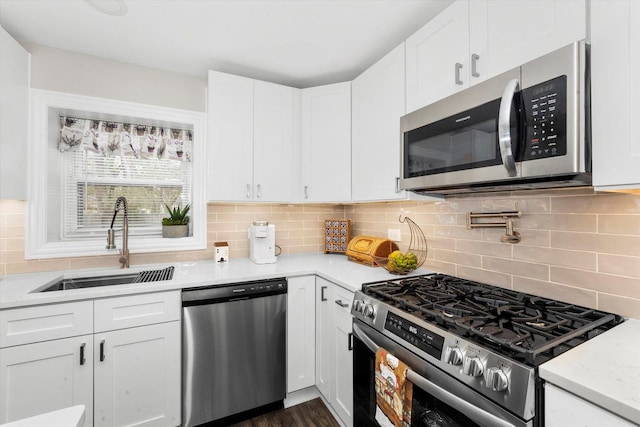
[400,41,591,195]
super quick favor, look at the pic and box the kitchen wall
[23,42,206,112]
[0,200,343,274]
[2,189,639,319]
[347,189,640,319]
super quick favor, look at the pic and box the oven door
[353,320,532,427]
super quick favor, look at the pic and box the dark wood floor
[230,398,340,427]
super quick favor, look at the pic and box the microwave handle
[498,79,519,177]
[352,323,517,427]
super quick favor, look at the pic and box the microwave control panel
[520,75,567,161]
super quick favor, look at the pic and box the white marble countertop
[0,253,431,309]
[0,405,85,427]
[539,319,640,425]
[2,252,638,424]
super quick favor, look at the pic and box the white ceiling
[0,0,452,88]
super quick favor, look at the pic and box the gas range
[351,273,624,423]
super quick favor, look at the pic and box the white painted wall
[23,42,206,112]
[0,26,30,200]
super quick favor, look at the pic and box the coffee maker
[248,221,277,264]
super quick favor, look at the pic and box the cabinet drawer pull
[99,339,106,362]
[321,286,327,302]
[348,332,353,351]
[80,342,86,366]
[334,299,349,308]
[455,62,464,85]
[471,53,480,77]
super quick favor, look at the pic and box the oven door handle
[352,323,518,427]
[406,370,517,427]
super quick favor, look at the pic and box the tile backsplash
[1,189,639,318]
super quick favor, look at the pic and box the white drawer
[0,301,93,348]
[332,286,354,318]
[94,291,180,332]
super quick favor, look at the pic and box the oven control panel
[384,312,444,360]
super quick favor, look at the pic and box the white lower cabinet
[0,291,181,427]
[315,277,354,427]
[286,276,316,393]
[545,383,635,426]
[0,334,94,424]
[94,322,181,427]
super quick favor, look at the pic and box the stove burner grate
[362,273,623,365]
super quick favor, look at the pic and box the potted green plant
[162,204,190,238]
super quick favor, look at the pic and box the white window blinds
[60,118,193,239]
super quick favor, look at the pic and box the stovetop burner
[362,273,624,365]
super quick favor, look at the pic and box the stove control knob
[353,300,364,313]
[463,356,484,377]
[485,367,509,392]
[444,346,463,366]
[362,304,375,319]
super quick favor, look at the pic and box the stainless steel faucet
[106,196,130,268]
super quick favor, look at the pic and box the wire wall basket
[372,215,428,275]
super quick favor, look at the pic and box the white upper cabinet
[253,80,297,201]
[468,0,586,84]
[591,0,640,190]
[0,25,29,200]
[299,82,351,203]
[406,0,586,113]
[208,71,297,202]
[406,0,470,113]
[352,44,407,202]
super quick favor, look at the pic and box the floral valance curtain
[59,116,193,162]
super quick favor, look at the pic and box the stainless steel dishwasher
[182,277,287,427]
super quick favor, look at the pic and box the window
[26,90,207,259]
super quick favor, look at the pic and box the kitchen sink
[34,266,176,292]
[38,273,140,292]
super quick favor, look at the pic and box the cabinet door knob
[471,54,480,77]
[99,339,106,362]
[455,62,464,85]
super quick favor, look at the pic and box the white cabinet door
[406,0,587,112]
[0,335,94,426]
[469,0,586,85]
[0,26,29,200]
[591,0,640,190]
[315,277,333,399]
[545,383,635,427]
[315,277,354,427]
[331,286,354,427]
[300,82,351,202]
[287,276,316,393]
[405,0,470,113]
[352,44,407,202]
[94,322,181,427]
[207,71,254,201]
[253,80,297,202]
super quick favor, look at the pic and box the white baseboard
[284,386,320,408]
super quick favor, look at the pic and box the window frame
[26,89,207,259]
